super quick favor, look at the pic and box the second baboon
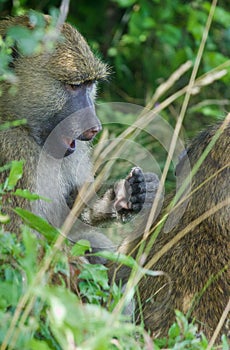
[112,118,230,340]
[0,15,158,262]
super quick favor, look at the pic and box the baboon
[0,15,158,262]
[113,119,230,340]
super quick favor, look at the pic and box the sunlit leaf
[0,213,10,223]
[71,239,91,256]
[6,160,24,190]
[14,207,59,242]
[93,251,137,268]
[13,189,51,202]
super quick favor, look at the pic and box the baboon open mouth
[62,130,97,157]
[62,137,76,156]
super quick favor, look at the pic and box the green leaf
[0,119,27,131]
[0,213,10,223]
[71,239,91,256]
[7,26,41,55]
[152,343,160,350]
[0,163,12,173]
[79,264,109,290]
[13,189,51,202]
[221,335,230,350]
[29,339,53,350]
[29,10,46,28]
[0,268,22,309]
[113,0,136,8]
[20,226,38,282]
[93,251,137,268]
[0,282,20,310]
[6,160,24,190]
[168,322,180,339]
[13,207,59,242]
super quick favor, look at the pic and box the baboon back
[116,120,230,340]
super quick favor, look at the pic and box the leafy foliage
[7,10,60,55]
[0,163,228,349]
[154,311,209,349]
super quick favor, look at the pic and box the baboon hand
[114,167,159,215]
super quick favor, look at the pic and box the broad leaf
[13,189,50,202]
[7,160,24,189]
[71,239,91,256]
[14,207,59,242]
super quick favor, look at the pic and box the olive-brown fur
[114,120,230,340]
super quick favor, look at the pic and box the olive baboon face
[55,81,102,157]
[36,80,102,158]
[0,15,108,158]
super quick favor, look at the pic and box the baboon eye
[65,80,95,92]
[66,83,82,91]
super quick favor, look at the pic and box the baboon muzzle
[64,125,102,157]
[43,103,102,158]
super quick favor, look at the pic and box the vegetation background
[0,1,229,349]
